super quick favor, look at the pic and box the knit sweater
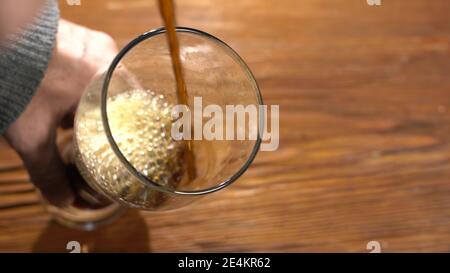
[0,0,59,134]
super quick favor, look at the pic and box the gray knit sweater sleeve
[0,0,59,134]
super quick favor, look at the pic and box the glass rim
[101,27,264,196]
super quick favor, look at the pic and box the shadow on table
[32,210,150,252]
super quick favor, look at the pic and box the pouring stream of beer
[158,0,196,182]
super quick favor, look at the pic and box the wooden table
[1,0,450,252]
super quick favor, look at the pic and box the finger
[23,134,75,207]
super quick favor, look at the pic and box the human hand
[4,19,118,207]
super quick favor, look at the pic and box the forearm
[0,0,59,134]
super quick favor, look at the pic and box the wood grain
[1,0,450,252]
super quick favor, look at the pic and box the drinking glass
[44,27,263,230]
